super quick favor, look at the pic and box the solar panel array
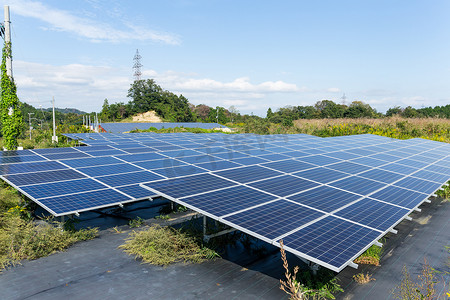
[1,132,449,272]
[99,122,227,133]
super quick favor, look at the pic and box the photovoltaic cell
[0,161,66,175]
[394,177,443,194]
[329,176,386,196]
[248,175,319,197]
[180,185,277,217]
[370,186,428,209]
[334,198,409,231]
[39,189,132,215]
[214,165,283,183]
[21,178,107,199]
[141,173,235,199]
[282,216,381,269]
[95,171,164,187]
[4,169,86,186]
[261,159,316,173]
[286,186,361,213]
[223,200,324,240]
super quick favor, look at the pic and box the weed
[353,272,375,284]
[0,215,97,271]
[119,224,219,266]
[154,214,170,220]
[354,242,383,266]
[128,216,145,228]
[392,258,438,300]
[279,240,343,299]
[436,182,450,200]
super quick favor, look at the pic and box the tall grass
[293,117,450,142]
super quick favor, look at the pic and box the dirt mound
[131,111,162,123]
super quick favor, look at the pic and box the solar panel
[1,132,448,273]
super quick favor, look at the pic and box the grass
[279,240,343,300]
[354,242,383,266]
[0,182,97,271]
[128,216,145,228]
[293,117,450,142]
[353,272,375,284]
[392,259,438,300]
[119,224,219,266]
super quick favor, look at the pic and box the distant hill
[43,108,86,114]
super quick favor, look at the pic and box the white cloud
[13,61,309,115]
[14,60,131,111]
[327,87,340,93]
[8,0,180,44]
[142,71,301,93]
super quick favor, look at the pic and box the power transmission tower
[341,93,347,105]
[133,49,142,81]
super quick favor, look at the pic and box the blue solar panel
[21,178,107,199]
[379,163,418,175]
[286,186,362,213]
[194,160,242,171]
[96,171,164,187]
[116,184,155,199]
[42,152,91,160]
[150,165,206,178]
[0,155,46,164]
[82,149,128,157]
[4,169,86,186]
[39,189,132,215]
[62,156,123,168]
[134,158,187,170]
[78,163,143,177]
[370,186,428,209]
[334,198,410,231]
[357,169,405,184]
[394,177,443,194]
[248,175,319,197]
[329,176,386,195]
[3,132,448,273]
[116,152,166,162]
[0,161,66,175]
[223,200,324,240]
[261,159,316,173]
[297,155,341,166]
[229,156,268,165]
[180,185,277,217]
[214,165,283,183]
[281,216,381,270]
[142,173,235,198]
[293,167,348,184]
[326,162,372,174]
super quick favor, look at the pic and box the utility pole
[216,107,219,123]
[52,97,58,143]
[28,113,33,140]
[4,6,12,77]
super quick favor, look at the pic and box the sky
[1,0,449,116]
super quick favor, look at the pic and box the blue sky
[2,0,449,116]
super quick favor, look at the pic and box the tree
[100,98,110,122]
[127,79,194,122]
[0,41,23,149]
[386,106,402,117]
[266,107,273,120]
[345,101,376,118]
[228,105,239,122]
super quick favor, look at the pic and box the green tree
[345,101,376,118]
[0,42,23,149]
[100,98,110,122]
[266,107,274,119]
